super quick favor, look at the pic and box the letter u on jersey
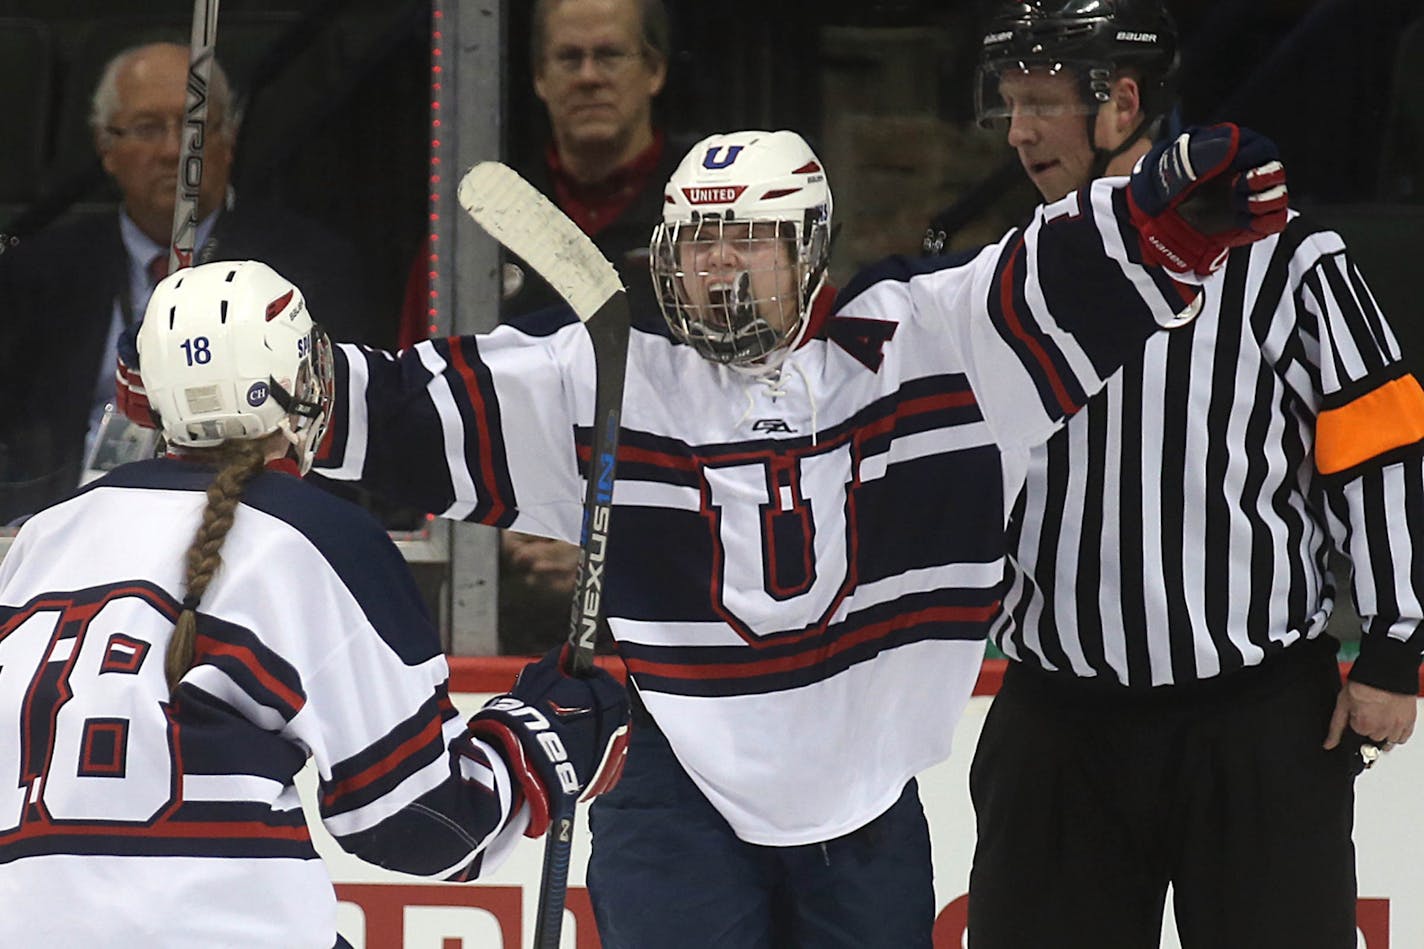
[702,145,744,169]
[701,443,858,639]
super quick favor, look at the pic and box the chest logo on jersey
[700,440,860,642]
[751,419,795,434]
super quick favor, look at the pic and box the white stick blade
[458,162,623,323]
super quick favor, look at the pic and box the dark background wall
[0,0,432,348]
[1,0,1421,349]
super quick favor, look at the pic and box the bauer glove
[468,644,631,837]
[1127,122,1289,276]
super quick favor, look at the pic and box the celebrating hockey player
[0,261,629,948]
[115,125,1287,946]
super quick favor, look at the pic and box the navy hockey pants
[587,718,935,948]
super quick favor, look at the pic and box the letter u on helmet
[975,0,1179,129]
[651,130,833,369]
[136,260,334,474]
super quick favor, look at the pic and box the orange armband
[1317,374,1424,475]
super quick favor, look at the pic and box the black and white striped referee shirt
[991,212,1424,695]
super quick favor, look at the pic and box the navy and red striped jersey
[0,458,526,947]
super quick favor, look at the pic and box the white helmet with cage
[651,130,833,369]
[136,259,334,474]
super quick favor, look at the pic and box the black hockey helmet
[975,0,1179,130]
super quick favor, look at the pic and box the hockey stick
[169,0,222,272]
[458,162,629,949]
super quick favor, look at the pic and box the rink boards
[303,660,1424,949]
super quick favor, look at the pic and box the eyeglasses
[104,116,187,145]
[547,44,643,77]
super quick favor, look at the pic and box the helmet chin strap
[276,413,323,475]
[1088,109,1165,180]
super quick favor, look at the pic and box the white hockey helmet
[137,260,334,474]
[652,130,833,368]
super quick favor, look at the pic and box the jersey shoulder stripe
[191,614,306,720]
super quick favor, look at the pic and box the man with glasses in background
[0,41,366,523]
[510,0,687,317]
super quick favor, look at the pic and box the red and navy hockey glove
[115,323,157,428]
[1127,123,1289,276]
[468,644,630,837]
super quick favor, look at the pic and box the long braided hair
[165,438,271,692]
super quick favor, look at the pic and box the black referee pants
[967,638,1359,949]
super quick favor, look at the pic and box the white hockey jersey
[0,459,525,948]
[320,180,1200,845]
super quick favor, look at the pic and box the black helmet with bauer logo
[975,0,1179,131]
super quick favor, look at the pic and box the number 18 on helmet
[136,260,334,474]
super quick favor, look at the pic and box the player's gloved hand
[467,644,630,837]
[115,324,157,428]
[1127,123,1288,276]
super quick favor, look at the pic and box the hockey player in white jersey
[114,126,1287,946]
[317,127,1290,948]
[0,261,629,948]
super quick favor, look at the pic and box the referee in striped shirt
[957,3,1423,947]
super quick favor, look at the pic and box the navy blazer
[0,202,369,520]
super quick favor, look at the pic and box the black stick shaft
[533,294,629,949]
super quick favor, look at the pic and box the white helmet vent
[187,419,228,443]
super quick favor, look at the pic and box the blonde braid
[166,439,270,692]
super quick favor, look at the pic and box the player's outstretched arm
[1127,122,1289,277]
[116,318,589,536]
[468,644,631,838]
[859,128,1288,456]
